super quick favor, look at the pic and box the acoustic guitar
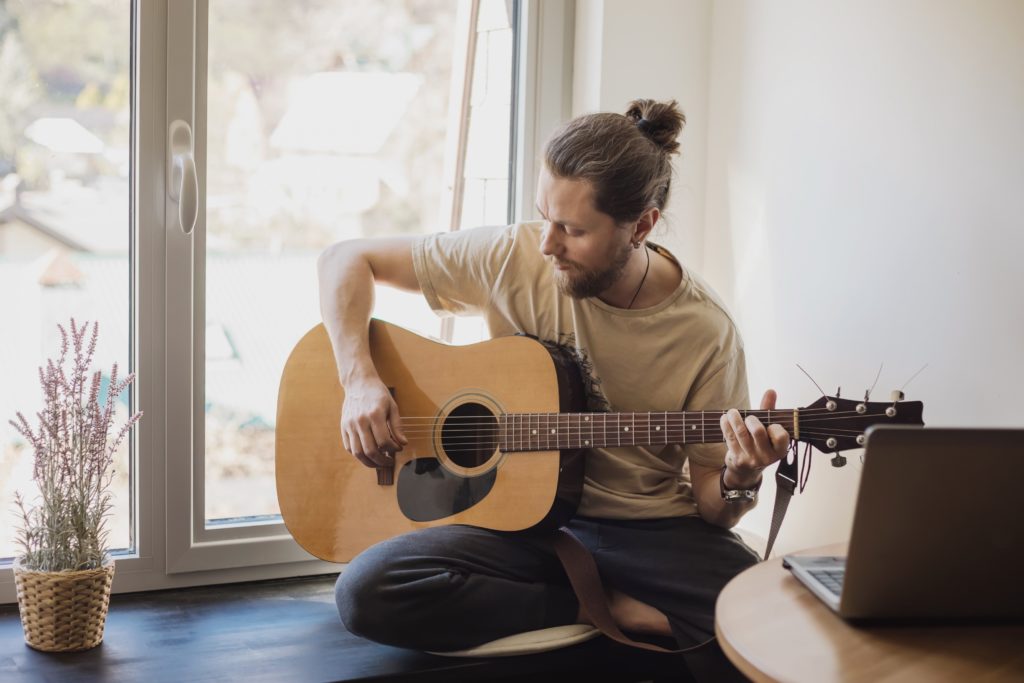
[276,319,925,563]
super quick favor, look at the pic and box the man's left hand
[720,389,791,489]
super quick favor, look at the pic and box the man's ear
[633,207,660,243]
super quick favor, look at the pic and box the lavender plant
[9,319,142,572]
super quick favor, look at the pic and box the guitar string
[388,415,902,431]
[388,412,908,427]
[376,430,875,456]
[399,430,872,450]
[391,423,872,440]
[384,413,905,436]
[387,406,899,421]
[391,423,897,440]
[365,427,874,451]
[406,426,869,440]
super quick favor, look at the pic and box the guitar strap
[764,450,799,560]
[552,458,798,657]
[551,527,709,655]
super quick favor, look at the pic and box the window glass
[204,0,515,522]
[0,0,132,559]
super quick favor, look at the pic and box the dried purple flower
[8,319,143,572]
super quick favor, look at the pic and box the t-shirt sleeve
[682,346,751,469]
[411,224,517,317]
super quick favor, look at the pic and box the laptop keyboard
[809,568,845,597]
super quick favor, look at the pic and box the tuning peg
[885,389,903,417]
[836,386,841,398]
[831,453,847,467]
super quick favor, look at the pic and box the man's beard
[552,240,633,299]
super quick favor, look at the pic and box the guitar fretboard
[499,410,796,451]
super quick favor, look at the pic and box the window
[0,0,133,563]
[1,0,571,600]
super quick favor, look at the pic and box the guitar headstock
[797,395,925,453]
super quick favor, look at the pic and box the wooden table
[715,543,1024,682]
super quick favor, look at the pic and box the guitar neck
[500,410,796,451]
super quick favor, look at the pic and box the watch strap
[719,464,762,502]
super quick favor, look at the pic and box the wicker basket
[13,557,115,652]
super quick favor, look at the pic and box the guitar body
[276,320,587,563]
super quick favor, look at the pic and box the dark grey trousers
[334,515,760,653]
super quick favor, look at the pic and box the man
[317,99,790,656]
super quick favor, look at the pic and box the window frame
[0,0,573,602]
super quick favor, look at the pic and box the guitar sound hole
[441,402,498,469]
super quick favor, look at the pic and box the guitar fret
[634,412,647,448]
[548,411,557,454]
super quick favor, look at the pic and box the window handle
[168,119,198,235]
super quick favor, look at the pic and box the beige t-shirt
[411,221,749,519]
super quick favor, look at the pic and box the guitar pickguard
[396,457,497,522]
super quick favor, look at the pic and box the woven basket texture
[13,558,115,652]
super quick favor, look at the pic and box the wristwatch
[719,465,762,503]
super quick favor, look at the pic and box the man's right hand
[341,377,409,468]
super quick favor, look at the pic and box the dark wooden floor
[0,574,696,683]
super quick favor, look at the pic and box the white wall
[571,0,713,271]
[585,0,1024,554]
[703,0,1024,553]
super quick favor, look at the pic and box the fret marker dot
[624,427,630,432]
[584,440,590,445]
[690,425,697,430]
[655,426,661,431]
[550,429,556,434]
[532,429,537,435]
[584,416,590,422]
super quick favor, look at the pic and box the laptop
[784,426,1024,621]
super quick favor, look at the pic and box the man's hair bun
[625,99,685,155]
